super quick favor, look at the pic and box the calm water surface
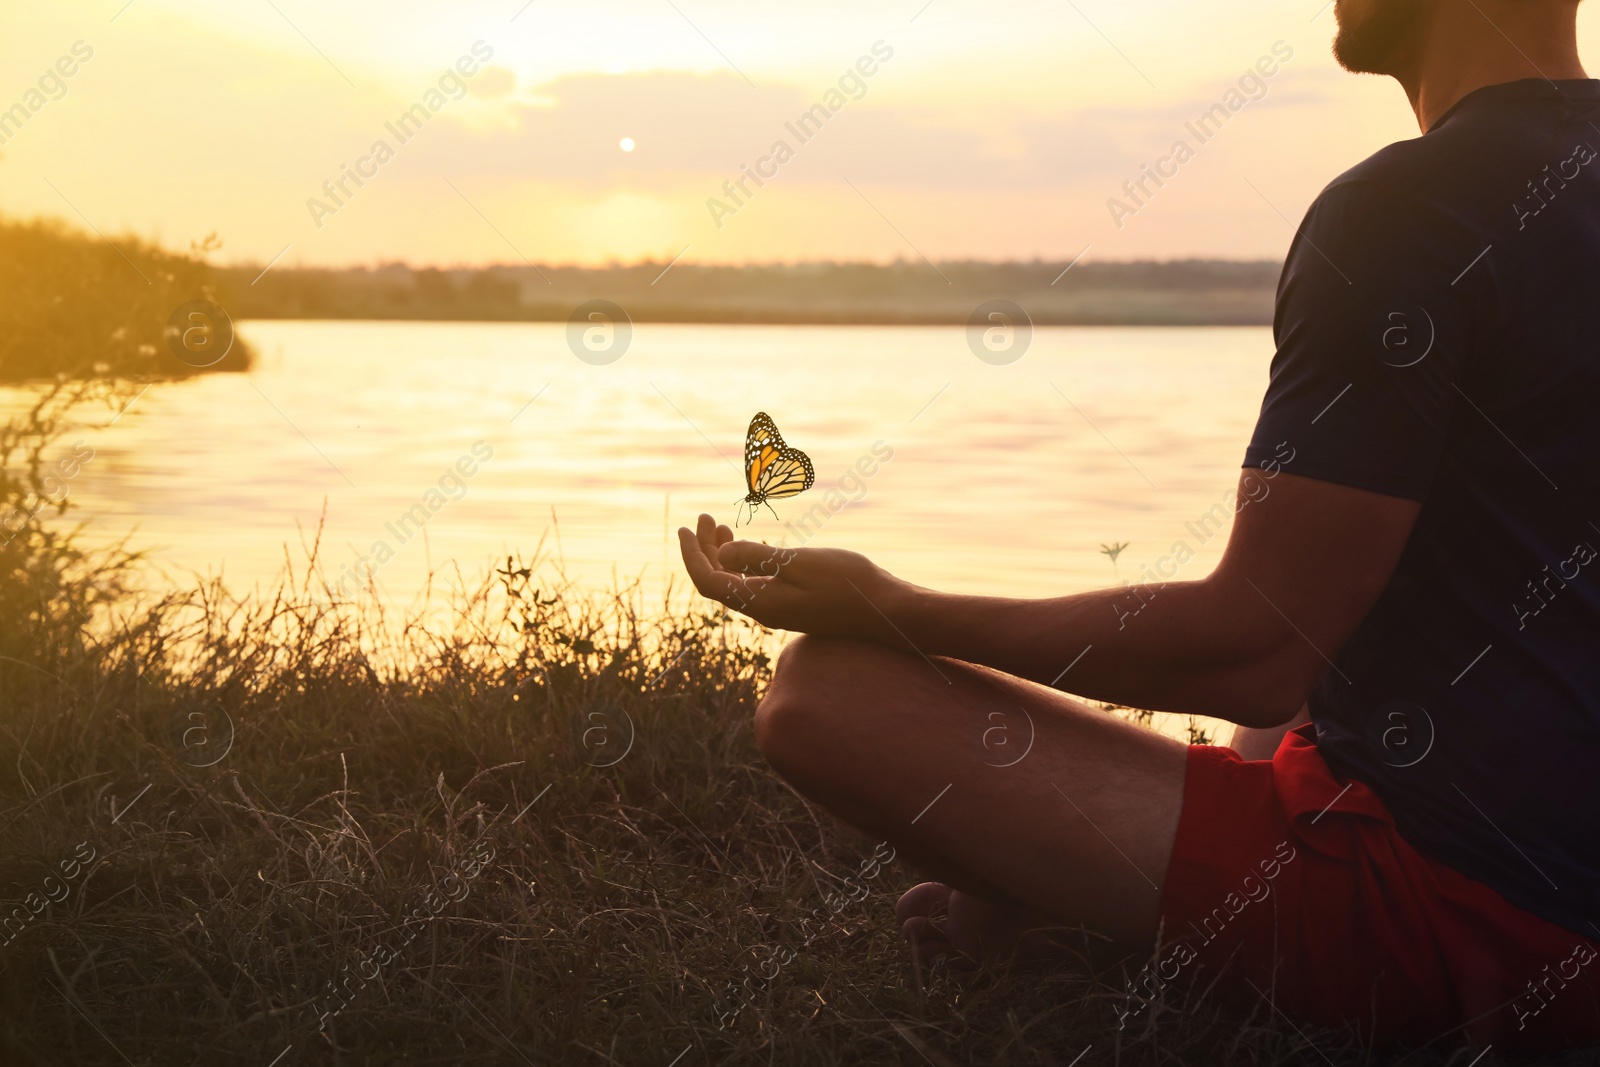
[57,321,1274,617]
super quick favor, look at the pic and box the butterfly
[737,412,815,524]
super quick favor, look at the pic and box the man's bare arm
[681,470,1420,730]
[886,471,1419,727]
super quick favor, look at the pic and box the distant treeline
[3,209,1283,383]
[2,217,253,381]
[219,259,1281,327]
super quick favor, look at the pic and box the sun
[619,137,636,152]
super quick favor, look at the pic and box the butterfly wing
[744,412,783,495]
[755,449,814,499]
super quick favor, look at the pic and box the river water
[52,320,1273,616]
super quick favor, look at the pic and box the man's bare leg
[755,634,1189,961]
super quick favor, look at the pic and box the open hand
[677,513,912,641]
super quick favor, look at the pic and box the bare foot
[895,881,1081,970]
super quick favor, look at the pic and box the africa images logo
[1373,303,1434,368]
[1106,41,1293,229]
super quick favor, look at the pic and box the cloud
[407,65,1339,199]
[468,66,516,99]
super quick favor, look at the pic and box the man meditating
[680,0,1600,1049]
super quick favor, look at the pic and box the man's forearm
[885,577,1310,728]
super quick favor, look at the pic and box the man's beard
[1332,0,1432,75]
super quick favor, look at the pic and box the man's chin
[1332,31,1401,75]
[1333,0,1433,75]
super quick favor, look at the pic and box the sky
[4,1,1599,267]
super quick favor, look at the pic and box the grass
[0,397,1569,1067]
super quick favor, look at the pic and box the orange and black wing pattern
[741,412,814,518]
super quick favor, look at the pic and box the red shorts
[1151,725,1600,1052]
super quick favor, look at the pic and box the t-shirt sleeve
[1244,179,1482,500]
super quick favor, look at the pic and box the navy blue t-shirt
[1244,79,1600,939]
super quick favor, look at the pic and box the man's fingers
[714,523,734,547]
[678,526,758,607]
[678,525,724,594]
[695,513,722,567]
[679,525,713,581]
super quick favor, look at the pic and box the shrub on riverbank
[0,216,252,381]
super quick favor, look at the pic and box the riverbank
[0,525,1501,1065]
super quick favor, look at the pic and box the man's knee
[755,635,867,770]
